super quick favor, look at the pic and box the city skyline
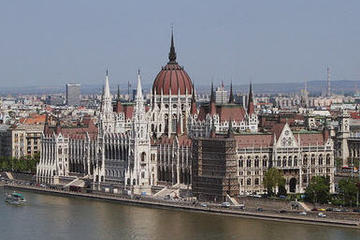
[0,0,360,88]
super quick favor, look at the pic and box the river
[0,189,359,240]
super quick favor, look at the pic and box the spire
[168,28,177,64]
[247,82,254,115]
[117,85,120,101]
[229,81,234,103]
[210,82,216,115]
[135,69,143,101]
[104,69,111,99]
[101,69,113,114]
[210,82,215,103]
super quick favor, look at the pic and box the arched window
[283,156,287,167]
[326,154,331,165]
[255,156,259,167]
[294,156,298,166]
[319,154,323,165]
[303,154,308,166]
[247,157,252,168]
[288,156,292,167]
[263,156,267,167]
[247,178,251,185]
[311,154,315,165]
[141,152,146,162]
[239,157,244,168]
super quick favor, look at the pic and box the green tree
[263,168,286,196]
[338,178,359,207]
[305,176,330,204]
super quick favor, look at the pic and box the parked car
[311,208,318,211]
[257,207,263,212]
[318,213,326,218]
[326,208,333,212]
[333,208,342,212]
[352,209,360,213]
[279,195,286,199]
[318,208,326,211]
[221,202,231,208]
[299,211,307,216]
[200,203,208,207]
[279,210,287,214]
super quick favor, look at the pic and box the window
[326,154,331,165]
[319,155,323,165]
[247,178,251,185]
[311,154,315,165]
[303,155,308,165]
[247,158,252,168]
[239,159,243,168]
[255,156,259,167]
[288,156,292,167]
[283,156,287,167]
[263,157,267,167]
[255,178,259,185]
[277,156,281,167]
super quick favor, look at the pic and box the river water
[0,189,359,240]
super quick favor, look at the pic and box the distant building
[215,84,227,104]
[11,124,43,159]
[46,95,65,106]
[66,83,81,106]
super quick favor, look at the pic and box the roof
[235,134,273,148]
[153,134,192,147]
[198,104,246,122]
[152,63,193,95]
[19,114,46,125]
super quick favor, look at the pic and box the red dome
[152,32,193,95]
[153,63,193,95]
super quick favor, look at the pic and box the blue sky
[0,0,359,88]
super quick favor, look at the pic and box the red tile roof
[198,104,246,121]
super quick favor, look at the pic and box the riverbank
[2,183,359,230]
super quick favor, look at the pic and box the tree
[263,168,286,196]
[338,178,359,207]
[305,176,330,204]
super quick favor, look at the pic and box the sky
[0,0,359,89]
